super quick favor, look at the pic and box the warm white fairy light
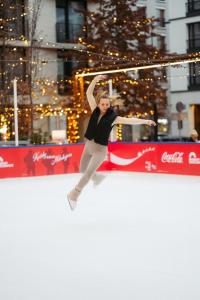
[76,58,200,78]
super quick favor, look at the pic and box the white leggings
[76,139,107,191]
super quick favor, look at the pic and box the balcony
[187,37,200,52]
[186,0,200,16]
[56,22,85,43]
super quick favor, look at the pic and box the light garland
[116,124,123,141]
[76,57,200,77]
[1,1,199,144]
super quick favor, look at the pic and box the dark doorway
[194,104,200,134]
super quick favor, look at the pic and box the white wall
[168,0,185,19]
[37,49,58,81]
[167,0,200,137]
[27,0,58,83]
[35,0,57,43]
[168,21,187,54]
[170,91,200,137]
[169,67,188,92]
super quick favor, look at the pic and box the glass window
[56,0,85,42]
[188,22,200,39]
[56,7,65,23]
[68,1,85,41]
[188,22,200,51]
[189,62,200,86]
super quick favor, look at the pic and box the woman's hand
[93,75,108,82]
[146,120,157,126]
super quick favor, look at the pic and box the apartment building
[3,0,199,142]
[137,0,167,41]
[0,0,86,141]
[167,0,200,138]
[136,0,169,140]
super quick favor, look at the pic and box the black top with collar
[84,106,118,146]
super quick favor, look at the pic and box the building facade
[167,0,200,138]
[136,0,169,141]
[2,0,199,143]
[0,0,86,143]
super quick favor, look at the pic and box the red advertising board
[0,143,199,179]
[0,144,84,178]
[156,144,200,176]
[107,143,200,176]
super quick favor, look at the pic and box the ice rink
[0,171,200,300]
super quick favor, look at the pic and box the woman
[189,129,199,142]
[67,75,156,210]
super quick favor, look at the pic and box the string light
[116,124,123,141]
[76,57,200,77]
[1,1,199,143]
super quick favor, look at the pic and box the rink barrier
[0,142,199,178]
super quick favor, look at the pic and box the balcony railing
[56,22,85,43]
[187,38,200,52]
[186,0,200,16]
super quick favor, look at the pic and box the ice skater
[67,75,156,210]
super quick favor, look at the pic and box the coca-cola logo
[161,152,184,164]
[189,152,200,164]
[109,147,155,166]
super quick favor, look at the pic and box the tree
[0,0,28,139]
[26,0,42,137]
[80,0,167,140]
[0,0,42,140]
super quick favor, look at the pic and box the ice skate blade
[67,195,77,211]
[93,174,106,188]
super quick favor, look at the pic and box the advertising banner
[0,144,83,178]
[0,143,199,179]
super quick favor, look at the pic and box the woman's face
[98,98,110,114]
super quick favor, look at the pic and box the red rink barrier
[0,143,199,179]
[106,143,200,176]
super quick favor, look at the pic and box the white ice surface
[0,171,200,300]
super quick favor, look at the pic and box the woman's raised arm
[113,116,156,127]
[86,75,107,111]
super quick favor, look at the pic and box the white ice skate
[67,188,81,211]
[93,173,106,187]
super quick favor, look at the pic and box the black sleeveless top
[84,107,118,146]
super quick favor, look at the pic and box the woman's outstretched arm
[86,75,107,111]
[113,116,156,126]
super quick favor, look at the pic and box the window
[0,47,27,93]
[194,104,200,134]
[189,62,200,89]
[56,0,86,43]
[157,9,165,27]
[186,0,200,15]
[188,22,200,51]
[57,50,83,95]
[1,0,25,38]
[138,6,146,18]
[157,36,166,51]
